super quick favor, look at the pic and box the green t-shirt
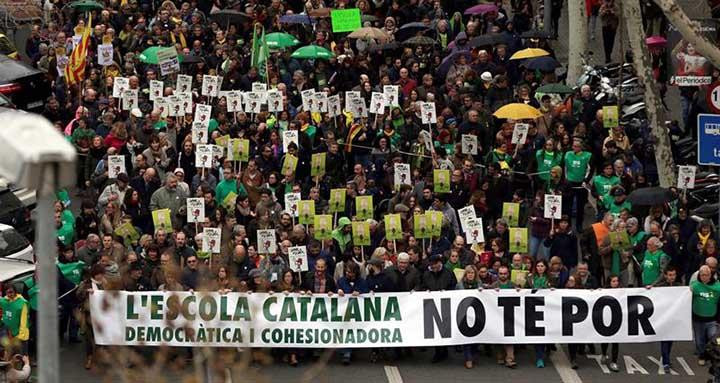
[530,275,549,289]
[593,174,620,198]
[215,179,247,206]
[641,249,668,285]
[23,278,37,311]
[56,222,74,246]
[691,280,720,318]
[603,199,632,216]
[535,150,562,182]
[564,151,592,183]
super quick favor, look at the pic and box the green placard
[603,105,618,129]
[502,202,520,227]
[230,138,250,162]
[433,169,451,194]
[114,222,140,247]
[222,191,238,210]
[331,8,361,33]
[609,231,631,250]
[329,188,346,213]
[311,152,326,177]
[509,227,528,253]
[384,214,403,240]
[151,209,172,231]
[282,154,298,175]
[355,195,373,220]
[414,214,430,239]
[298,200,315,225]
[427,211,443,238]
[352,221,371,246]
[314,214,333,240]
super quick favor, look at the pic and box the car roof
[0,223,15,231]
[0,258,34,282]
[0,54,43,83]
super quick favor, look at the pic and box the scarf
[699,232,711,247]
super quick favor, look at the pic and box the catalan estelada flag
[64,14,92,86]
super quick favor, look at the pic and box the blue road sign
[698,114,720,166]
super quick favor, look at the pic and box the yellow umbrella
[509,48,550,60]
[493,103,542,119]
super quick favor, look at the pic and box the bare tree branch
[653,0,720,69]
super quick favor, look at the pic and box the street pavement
[10,0,713,381]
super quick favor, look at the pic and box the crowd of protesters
[0,0,719,378]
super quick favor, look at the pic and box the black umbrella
[402,36,436,46]
[180,54,203,64]
[368,41,400,52]
[209,10,251,29]
[524,56,560,72]
[394,22,433,42]
[520,30,555,40]
[627,187,673,206]
[468,33,509,48]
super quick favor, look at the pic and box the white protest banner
[267,90,283,112]
[154,97,168,118]
[345,91,360,111]
[176,74,192,94]
[282,130,299,153]
[167,95,183,117]
[191,123,207,144]
[677,165,697,189]
[195,144,213,168]
[210,144,223,161]
[383,85,399,107]
[301,88,316,112]
[149,80,163,101]
[202,227,221,253]
[121,89,138,111]
[393,163,411,190]
[512,123,529,144]
[178,92,193,114]
[284,192,301,217]
[187,198,205,223]
[314,91,328,113]
[544,194,562,219]
[201,75,219,97]
[420,102,437,124]
[244,92,263,113]
[257,229,277,255]
[226,91,243,113]
[465,217,485,244]
[91,287,692,348]
[108,155,126,179]
[97,44,113,66]
[461,134,478,155]
[349,97,367,117]
[252,82,267,93]
[370,92,386,114]
[112,77,129,98]
[157,47,179,76]
[327,94,341,117]
[194,104,212,126]
[288,246,309,272]
[458,205,476,232]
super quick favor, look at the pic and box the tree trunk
[654,0,720,68]
[566,0,588,85]
[625,0,676,188]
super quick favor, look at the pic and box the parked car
[0,177,36,211]
[0,54,50,111]
[0,223,33,262]
[0,258,35,294]
[0,187,33,239]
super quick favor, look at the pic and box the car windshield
[0,228,29,257]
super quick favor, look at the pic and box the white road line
[550,345,583,383]
[384,365,403,383]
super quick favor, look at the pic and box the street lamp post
[0,111,76,383]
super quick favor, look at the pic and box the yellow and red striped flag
[64,14,92,86]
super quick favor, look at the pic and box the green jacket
[331,217,352,253]
[691,280,720,319]
[535,150,562,182]
[56,222,74,246]
[215,179,247,206]
[0,295,29,340]
[58,260,86,285]
[641,249,669,285]
[593,174,619,199]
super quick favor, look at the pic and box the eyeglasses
[187,260,197,264]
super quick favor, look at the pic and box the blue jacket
[337,277,369,294]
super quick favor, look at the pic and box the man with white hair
[641,236,671,286]
[385,252,420,292]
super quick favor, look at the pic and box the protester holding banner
[691,265,720,366]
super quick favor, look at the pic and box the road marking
[585,354,610,373]
[549,344,583,383]
[676,357,695,376]
[624,356,649,375]
[384,365,403,383]
[646,356,679,375]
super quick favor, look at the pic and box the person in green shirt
[215,167,247,207]
[603,187,633,217]
[535,139,563,186]
[491,265,517,368]
[691,265,720,365]
[55,210,75,247]
[0,284,30,355]
[563,139,592,231]
[331,217,353,254]
[592,162,620,204]
[641,237,670,286]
